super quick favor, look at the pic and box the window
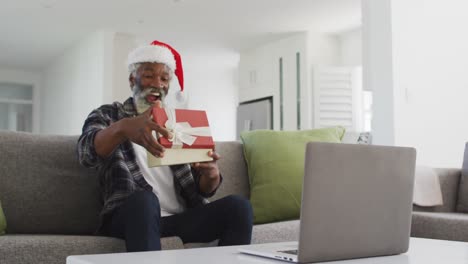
[0,83,34,132]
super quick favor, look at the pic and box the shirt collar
[123,97,138,117]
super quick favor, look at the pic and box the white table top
[67,237,468,264]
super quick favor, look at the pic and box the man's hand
[120,102,170,157]
[192,151,221,195]
[94,101,171,159]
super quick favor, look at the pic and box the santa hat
[127,40,184,92]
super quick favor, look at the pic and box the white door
[312,66,363,132]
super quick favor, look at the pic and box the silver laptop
[239,142,416,263]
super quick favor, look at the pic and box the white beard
[132,85,167,114]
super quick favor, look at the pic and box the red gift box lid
[152,108,214,149]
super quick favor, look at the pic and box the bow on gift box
[164,108,211,149]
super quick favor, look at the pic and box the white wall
[363,0,468,167]
[41,31,112,135]
[110,33,137,104]
[0,68,41,132]
[39,31,240,140]
[239,32,348,131]
[239,33,310,131]
[308,33,340,68]
[181,48,240,141]
[391,0,468,167]
[338,28,362,67]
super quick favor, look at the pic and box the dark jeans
[103,191,253,252]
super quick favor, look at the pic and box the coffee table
[67,237,468,264]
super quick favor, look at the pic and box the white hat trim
[127,45,176,73]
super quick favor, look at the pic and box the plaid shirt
[77,97,216,231]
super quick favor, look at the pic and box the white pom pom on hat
[127,40,185,92]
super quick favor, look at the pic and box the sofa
[411,168,468,241]
[0,131,466,264]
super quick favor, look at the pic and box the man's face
[130,62,171,114]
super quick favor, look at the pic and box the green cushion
[0,200,6,235]
[241,127,345,224]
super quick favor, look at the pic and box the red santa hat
[127,40,184,92]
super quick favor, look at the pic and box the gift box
[147,108,214,167]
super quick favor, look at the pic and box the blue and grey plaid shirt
[77,97,217,230]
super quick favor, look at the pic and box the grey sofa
[0,131,298,264]
[0,131,466,264]
[411,168,468,241]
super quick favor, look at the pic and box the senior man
[77,40,253,252]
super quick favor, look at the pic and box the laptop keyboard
[278,249,298,255]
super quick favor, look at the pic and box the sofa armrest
[413,168,461,213]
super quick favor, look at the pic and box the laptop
[239,142,416,263]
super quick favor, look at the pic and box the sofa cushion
[411,212,468,242]
[0,200,6,235]
[251,220,300,244]
[0,131,101,234]
[0,235,125,264]
[0,235,185,264]
[240,127,345,224]
[456,143,468,212]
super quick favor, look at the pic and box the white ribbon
[164,108,211,149]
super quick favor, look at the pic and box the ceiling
[0,0,361,70]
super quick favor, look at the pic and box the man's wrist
[114,118,129,143]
